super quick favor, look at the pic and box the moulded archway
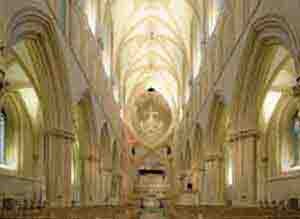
[5,5,75,206]
[230,14,300,204]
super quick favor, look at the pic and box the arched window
[0,110,6,164]
[290,111,300,168]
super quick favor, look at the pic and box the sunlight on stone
[263,91,281,123]
[18,88,39,120]
[228,165,233,185]
[85,0,97,34]
[0,162,17,170]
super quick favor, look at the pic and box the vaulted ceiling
[102,0,222,108]
[99,0,223,147]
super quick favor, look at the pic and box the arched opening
[4,6,74,206]
[232,15,300,203]
[0,110,9,166]
[0,53,42,200]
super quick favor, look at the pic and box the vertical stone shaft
[45,129,74,207]
[230,130,257,205]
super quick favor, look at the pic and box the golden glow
[262,91,282,123]
[208,0,224,35]
[18,88,39,120]
[110,0,194,110]
[85,0,97,34]
[0,163,17,170]
[99,0,224,125]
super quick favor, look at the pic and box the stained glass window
[0,110,6,164]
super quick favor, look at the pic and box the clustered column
[230,129,258,206]
[81,149,101,206]
[45,128,74,207]
[100,168,113,204]
[202,154,224,205]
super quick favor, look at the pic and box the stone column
[95,149,102,204]
[81,153,97,206]
[191,167,203,205]
[100,168,112,204]
[202,154,224,205]
[230,129,258,206]
[45,128,74,207]
[257,155,268,202]
[111,173,121,205]
[197,166,205,204]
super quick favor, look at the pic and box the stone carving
[128,91,173,148]
[140,104,164,137]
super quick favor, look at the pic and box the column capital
[46,128,75,140]
[228,129,259,142]
[205,153,223,162]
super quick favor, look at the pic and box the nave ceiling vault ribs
[120,48,182,83]
[110,0,196,105]
[118,36,186,79]
[120,19,187,49]
[102,0,207,148]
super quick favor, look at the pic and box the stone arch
[264,96,300,177]
[231,13,300,175]
[232,14,300,130]
[6,6,73,130]
[5,6,74,206]
[0,92,34,173]
[229,14,300,204]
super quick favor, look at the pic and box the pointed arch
[6,6,74,130]
[5,5,75,205]
[231,14,300,131]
